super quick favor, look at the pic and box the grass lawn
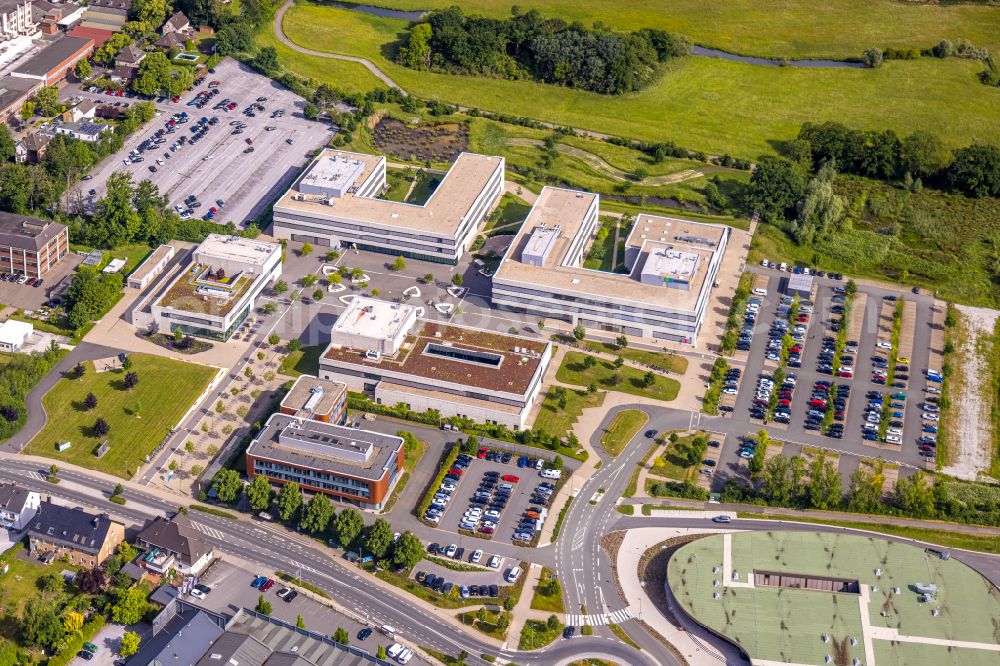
[529,568,565,613]
[278,345,324,377]
[518,617,564,650]
[532,386,605,442]
[407,171,440,204]
[600,410,648,456]
[382,168,416,201]
[0,545,79,619]
[455,608,509,640]
[581,340,687,374]
[582,217,618,271]
[26,354,217,478]
[482,192,532,234]
[277,2,1000,158]
[360,0,1000,59]
[649,433,702,481]
[556,352,680,402]
[735,513,1000,555]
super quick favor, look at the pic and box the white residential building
[0,483,40,530]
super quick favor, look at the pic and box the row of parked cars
[760,259,844,280]
[860,390,908,444]
[423,452,472,524]
[512,483,552,543]
[805,380,850,437]
[736,295,762,352]
[461,469,517,536]
[2,272,42,287]
[750,373,791,422]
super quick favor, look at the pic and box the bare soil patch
[373,117,469,163]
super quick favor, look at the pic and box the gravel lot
[69,58,330,228]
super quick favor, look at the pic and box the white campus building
[272,149,505,265]
[491,187,731,345]
[319,297,550,428]
[150,234,281,341]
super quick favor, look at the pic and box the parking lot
[731,266,941,475]
[424,445,562,546]
[71,58,330,227]
[0,252,82,310]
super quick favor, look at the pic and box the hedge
[49,616,106,666]
[416,443,459,522]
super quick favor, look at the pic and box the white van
[505,566,523,583]
[752,288,768,296]
[386,643,403,658]
[540,469,562,480]
[379,625,396,639]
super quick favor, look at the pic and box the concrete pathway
[273,0,404,90]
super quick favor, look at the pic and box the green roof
[668,531,1000,666]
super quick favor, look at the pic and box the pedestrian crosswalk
[26,471,44,481]
[564,607,634,626]
[190,521,227,541]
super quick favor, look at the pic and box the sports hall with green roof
[667,531,1000,666]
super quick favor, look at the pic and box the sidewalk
[617,526,744,666]
[503,561,542,649]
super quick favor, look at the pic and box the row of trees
[213,472,427,570]
[398,6,691,95]
[0,342,63,439]
[131,51,196,97]
[63,267,124,332]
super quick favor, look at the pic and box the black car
[78,651,95,661]
[283,590,298,603]
[358,627,372,641]
[563,626,576,639]
[489,584,499,597]
[644,429,658,439]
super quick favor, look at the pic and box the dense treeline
[717,455,1000,527]
[397,6,690,95]
[0,102,155,216]
[0,344,65,440]
[746,122,1000,243]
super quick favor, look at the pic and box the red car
[477,448,487,459]
[501,474,519,483]
[208,81,220,88]
[245,138,253,144]
[447,468,463,476]
[261,579,275,592]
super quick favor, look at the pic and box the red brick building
[0,212,69,278]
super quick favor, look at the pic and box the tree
[255,594,271,615]
[247,474,273,512]
[123,371,139,390]
[302,102,319,120]
[92,417,110,437]
[63,611,84,635]
[392,255,406,271]
[392,531,424,569]
[398,22,432,69]
[273,280,288,294]
[74,58,92,80]
[92,172,143,247]
[807,456,842,509]
[947,144,1000,198]
[83,392,98,410]
[313,288,324,301]
[335,508,364,548]
[642,370,656,387]
[112,587,148,625]
[120,631,141,658]
[277,481,302,521]
[376,645,387,660]
[302,493,334,533]
[451,273,463,287]
[901,131,948,178]
[296,614,305,629]
[300,242,313,257]
[302,273,318,288]
[332,627,349,645]
[746,156,805,224]
[364,518,394,559]
[0,125,14,162]
[894,471,935,517]
[20,599,62,650]
[546,614,559,630]
[613,356,624,368]
[214,469,243,503]
[49,463,58,477]
[287,339,302,352]
[253,46,279,75]
[19,101,35,121]
[848,465,883,514]
[862,47,883,68]
[573,324,586,341]
[328,272,342,286]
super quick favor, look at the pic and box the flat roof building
[279,375,348,424]
[127,244,176,290]
[272,149,505,264]
[319,297,551,428]
[0,319,32,352]
[10,35,94,86]
[150,234,281,341]
[785,273,814,299]
[0,212,69,278]
[491,186,731,345]
[328,297,418,356]
[247,413,403,511]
